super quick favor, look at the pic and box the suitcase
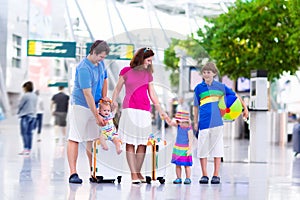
[292,123,300,157]
[91,139,127,183]
[145,119,168,184]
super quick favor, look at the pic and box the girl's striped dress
[171,125,193,166]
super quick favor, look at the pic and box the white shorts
[197,126,224,158]
[118,108,152,146]
[68,105,99,142]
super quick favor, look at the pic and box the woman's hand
[112,101,118,112]
[160,112,168,120]
[187,149,192,155]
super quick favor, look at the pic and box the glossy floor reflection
[1,116,300,200]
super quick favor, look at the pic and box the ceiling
[116,0,235,18]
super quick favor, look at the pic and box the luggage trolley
[91,140,125,183]
[145,119,167,184]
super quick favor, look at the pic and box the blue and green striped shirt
[193,80,235,130]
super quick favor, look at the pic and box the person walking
[67,40,110,184]
[51,86,69,143]
[292,117,300,157]
[193,62,248,184]
[165,110,193,185]
[35,90,44,142]
[17,81,37,155]
[112,47,166,184]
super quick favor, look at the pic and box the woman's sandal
[132,179,141,184]
[140,178,147,183]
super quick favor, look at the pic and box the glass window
[12,34,22,68]
[12,58,21,68]
[13,34,22,46]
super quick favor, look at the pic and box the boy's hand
[243,108,249,119]
[193,123,198,131]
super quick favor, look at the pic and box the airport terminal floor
[0,116,299,200]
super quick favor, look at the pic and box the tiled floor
[0,115,299,200]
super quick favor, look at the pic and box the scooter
[145,119,167,184]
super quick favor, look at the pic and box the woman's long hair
[130,47,154,73]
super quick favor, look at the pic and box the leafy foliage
[163,37,209,87]
[197,0,300,81]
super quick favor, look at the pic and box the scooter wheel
[117,176,122,184]
[159,179,165,184]
[96,176,103,183]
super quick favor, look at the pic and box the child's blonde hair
[98,99,112,111]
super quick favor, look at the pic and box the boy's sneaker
[199,176,209,184]
[173,178,182,184]
[211,176,220,184]
[184,178,191,184]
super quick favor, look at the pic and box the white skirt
[118,108,152,146]
[68,105,99,142]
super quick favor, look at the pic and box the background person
[67,40,110,184]
[112,47,166,184]
[17,81,37,155]
[292,117,300,157]
[51,86,69,143]
[34,90,44,142]
[176,97,189,112]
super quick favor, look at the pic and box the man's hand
[96,114,107,126]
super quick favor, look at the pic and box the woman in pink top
[112,47,166,184]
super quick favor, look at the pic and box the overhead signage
[27,40,76,58]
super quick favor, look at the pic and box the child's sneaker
[184,178,191,184]
[173,178,182,184]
